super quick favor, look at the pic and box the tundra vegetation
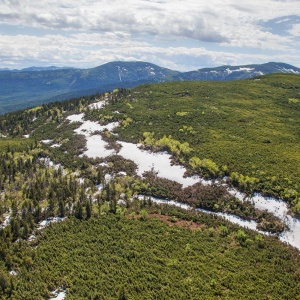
[0,74,299,298]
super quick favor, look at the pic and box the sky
[0,0,300,71]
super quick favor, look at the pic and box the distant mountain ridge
[0,61,180,114]
[20,66,75,72]
[0,61,299,114]
[0,66,74,72]
[170,62,300,81]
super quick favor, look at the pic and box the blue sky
[0,0,300,71]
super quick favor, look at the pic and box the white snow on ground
[99,162,109,167]
[228,189,246,201]
[0,214,10,229]
[28,217,66,242]
[74,120,118,137]
[251,193,300,249]
[84,135,116,158]
[41,139,53,144]
[51,144,61,148]
[40,158,62,171]
[67,113,84,123]
[49,290,66,300]
[252,193,288,217]
[72,119,119,158]
[137,195,191,210]
[118,142,199,188]
[9,270,18,276]
[279,67,300,74]
[78,178,85,184]
[104,174,113,182]
[88,101,106,109]
[226,67,254,74]
[197,208,259,232]
[37,217,66,230]
[228,189,300,249]
[28,234,36,241]
[280,216,300,248]
[96,184,103,190]
[118,141,300,248]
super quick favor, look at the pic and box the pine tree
[86,200,91,219]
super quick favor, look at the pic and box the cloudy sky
[1,0,300,71]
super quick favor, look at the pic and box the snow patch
[40,158,62,171]
[0,214,11,229]
[197,208,259,232]
[49,289,67,300]
[137,195,191,210]
[118,142,199,188]
[88,101,106,110]
[99,162,109,167]
[67,113,84,123]
[72,120,119,158]
[37,217,66,230]
[9,270,18,276]
[51,144,61,148]
[279,67,300,74]
[74,120,118,137]
[228,189,300,249]
[83,135,116,158]
[226,67,254,74]
[41,139,53,144]
[118,171,127,176]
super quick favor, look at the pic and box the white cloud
[1,32,299,71]
[288,23,300,36]
[0,0,300,69]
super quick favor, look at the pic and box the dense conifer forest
[0,74,299,299]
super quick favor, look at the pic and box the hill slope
[0,74,299,298]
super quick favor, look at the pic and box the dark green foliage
[6,213,300,299]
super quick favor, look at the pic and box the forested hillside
[0,74,299,299]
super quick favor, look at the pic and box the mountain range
[0,61,299,114]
